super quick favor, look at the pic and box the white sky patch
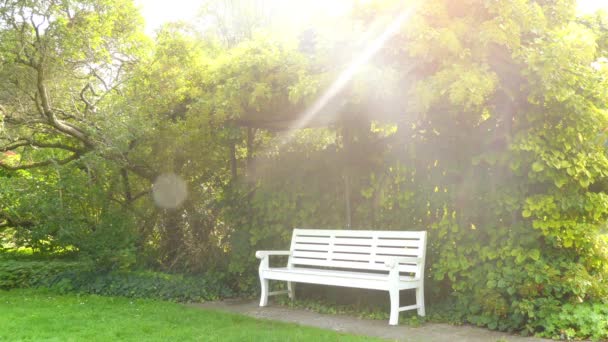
[135,0,355,36]
[578,0,608,14]
[136,0,608,36]
[135,0,201,35]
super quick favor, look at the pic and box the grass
[1,289,383,341]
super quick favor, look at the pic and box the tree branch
[0,140,30,151]
[35,64,93,147]
[0,212,34,228]
[0,152,80,171]
[0,138,83,154]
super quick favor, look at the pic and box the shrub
[0,260,91,289]
[538,302,608,341]
[60,270,233,302]
[0,259,231,302]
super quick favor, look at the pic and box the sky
[578,0,608,13]
[135,0,353,36]
[135,0,200,35]
[136,0,608,36]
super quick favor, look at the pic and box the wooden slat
[398,304,419,312]
[331,252,373,262]
[333,238,374,246]
[294,232,332,238]
[331,244,420,255]
[266,267,389,279]
[376,239,421,247]
[375,247,416,255]
[294,228,425,239]
[293,258,417,272]
[293,236,331,244]
[327,245,420,255]
[293,244,331,252]
[330,252,419,264]
[292,251,328,259]
[397,264,419,273]
[289,229,426,275]
[377,253,419,258]
[331,245,373,253]
[291,257,385,271]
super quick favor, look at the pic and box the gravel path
[192,299,550,342]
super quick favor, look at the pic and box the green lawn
[1,289,382,341]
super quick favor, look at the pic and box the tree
[0,0,147,267]
[0,0,147,169]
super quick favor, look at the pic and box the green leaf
[529,249,540,261]
[532,162,545,172]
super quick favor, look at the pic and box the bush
[538,302,608,341]
[0,161,138,271]
[0,260,91,289]
[0,259,232,302]
[60,270,233,302]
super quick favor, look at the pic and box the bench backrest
[288,229,426,278]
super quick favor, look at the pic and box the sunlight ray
[279,5,417,145]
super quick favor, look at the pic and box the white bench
[255,229,427,325]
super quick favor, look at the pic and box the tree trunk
[230,142,237,181]
[246,127,256,181]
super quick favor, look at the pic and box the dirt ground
[193,299,551,342]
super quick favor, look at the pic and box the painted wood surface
[256,229,427,325]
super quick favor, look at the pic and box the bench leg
[389,288,399,326]
[259,278,269,307]
[287,281,295,301]
[416,287,425,316]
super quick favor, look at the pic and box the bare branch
[79,83,97,114]
[35,65,93,147]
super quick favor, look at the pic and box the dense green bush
[0,162,138,271]
[539,303,608,341]
[0,260,91,290]
[60,271,233,302]
[0,260,231,302]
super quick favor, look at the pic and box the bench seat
[262,267,420,291]
[256,228,427,325]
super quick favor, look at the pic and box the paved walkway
[193,299,549,342]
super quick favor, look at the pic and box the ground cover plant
[1,0,608,339]
[0,259,232,302]
[0,289,381,342]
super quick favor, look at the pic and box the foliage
[59,270,233,302]
[538,302,608,341]
[1,0,608,339]
[0,259,90,290]
[0,259,231,302]
[390,0,608,336]
[1,289,381,341]
[0,0,147,271]
[0,160,138,270]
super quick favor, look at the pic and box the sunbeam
[279,4,417,145]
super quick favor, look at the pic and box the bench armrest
[255,250,291,259]
[384,257,422,269]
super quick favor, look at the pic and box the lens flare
[152,173,188,209]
